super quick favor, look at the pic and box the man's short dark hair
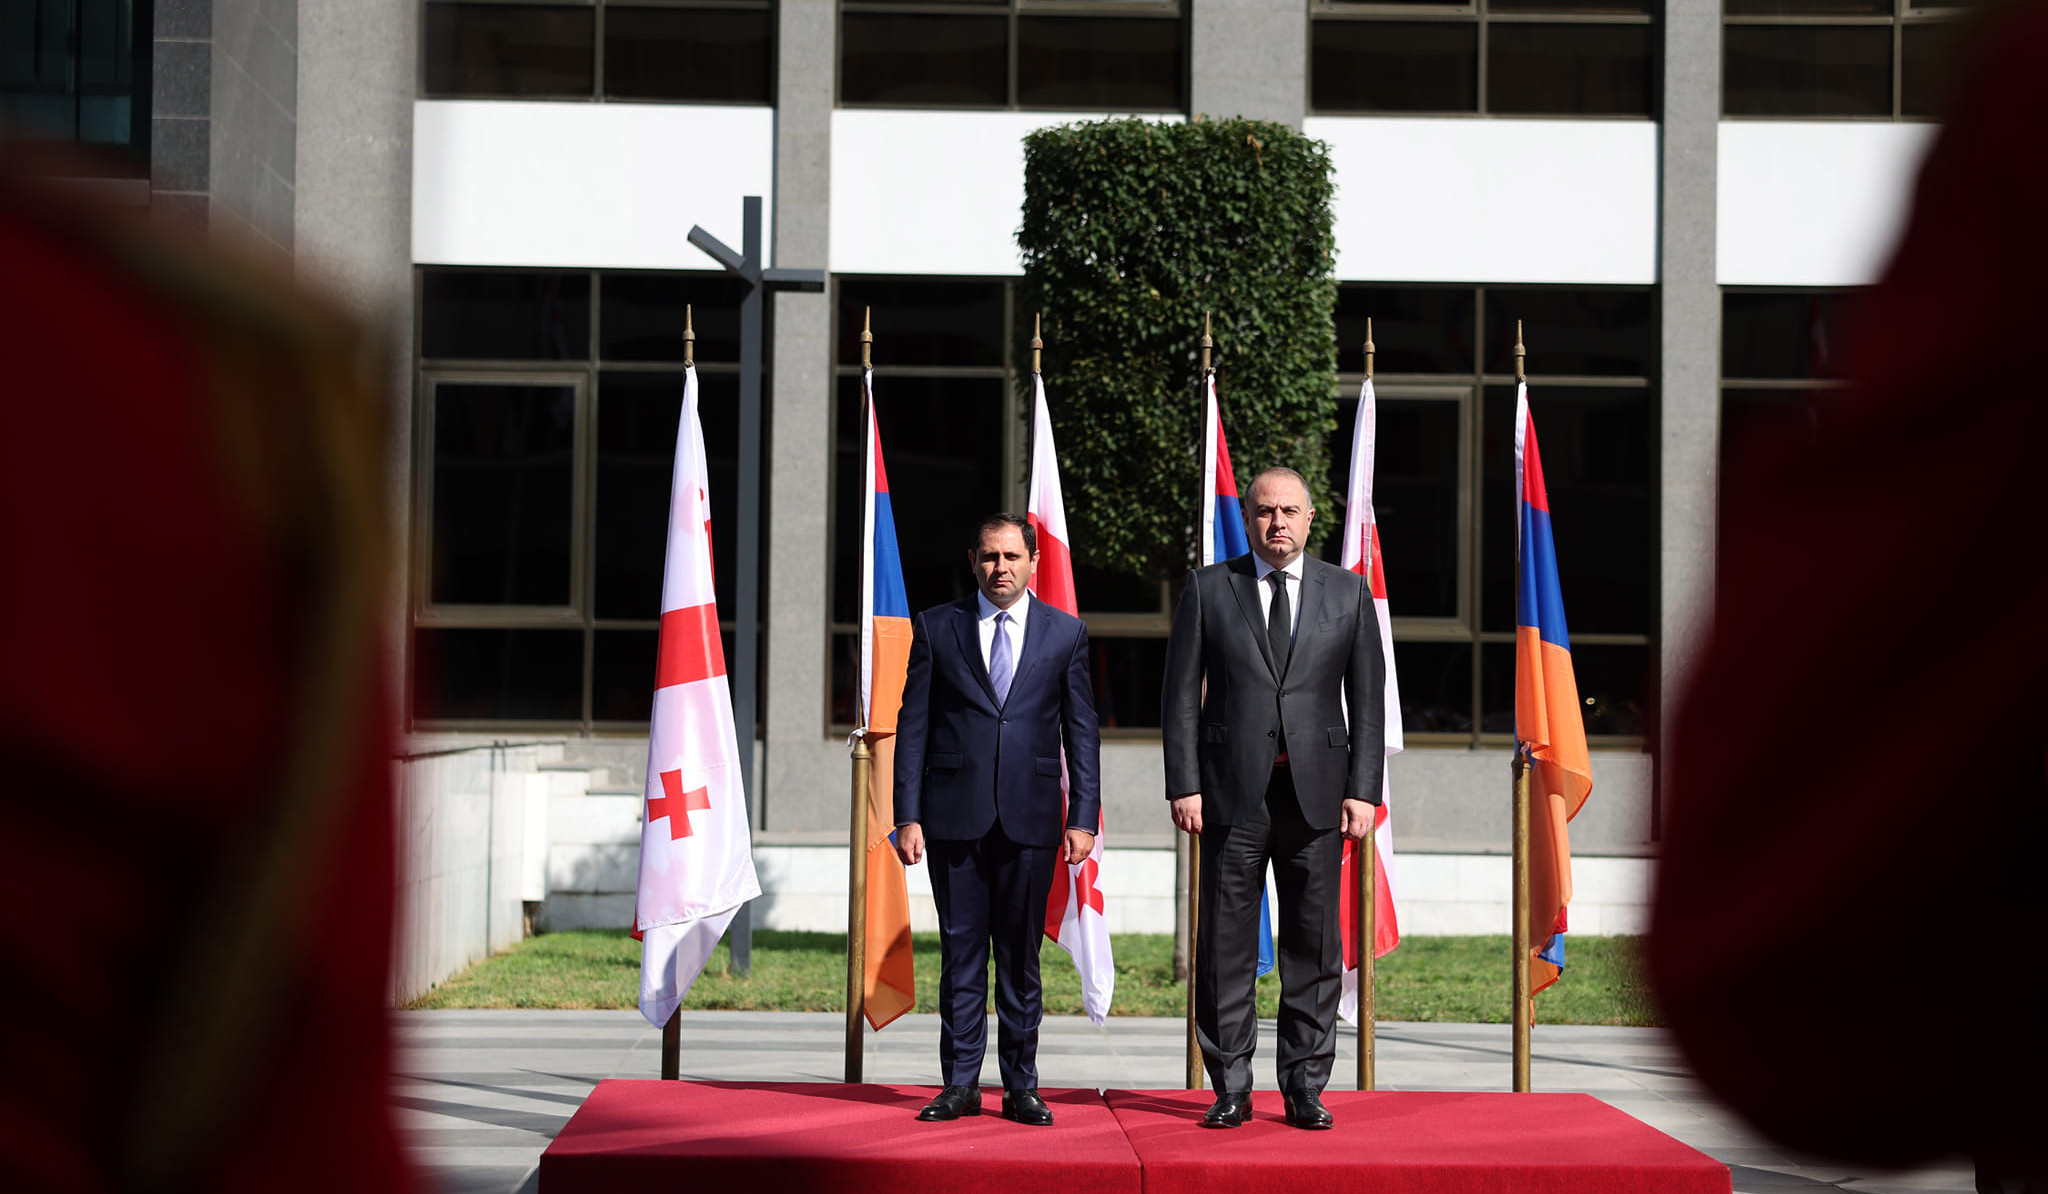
[1246,466,1311,505]
[970,513,1036,556]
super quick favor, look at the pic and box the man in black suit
[1162,466,1385,1129]
[894,514,1102,1126]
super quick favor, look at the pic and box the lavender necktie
[989,610,1014,706]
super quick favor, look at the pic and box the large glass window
[825,277,1657,744]
[1718,288,1861,551]
[1,0,151,171]
[828,279,1015,725]
[423,0,775,102]
[1335,284,1656,742]
[838,0,1185,111]
[411,267,759,730]
[1310,0,1656,117]
[1723,0,1968,118]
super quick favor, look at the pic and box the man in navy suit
[893,513,1102,1126]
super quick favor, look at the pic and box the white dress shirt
[975,588,1031,672]
[1250,554,1304,641]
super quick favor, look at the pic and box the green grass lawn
[406,930,1658,1026]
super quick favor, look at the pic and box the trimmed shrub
[1018,117,1339,584]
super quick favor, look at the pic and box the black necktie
[1268,571,1291,677]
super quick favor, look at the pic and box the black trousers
[1195,766,1343,1094]
[926,827,1058,1090]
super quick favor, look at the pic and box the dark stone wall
[150,0,297,253]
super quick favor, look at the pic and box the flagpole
[1186,314,1213,1092]
[846,734,872,1083]
[845,308,875,1084]
[1511,321,1533,1094]
[1357,318,1377,1093]
[1512,746,1532,1092]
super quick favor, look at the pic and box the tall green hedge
[1018,117,1339,585]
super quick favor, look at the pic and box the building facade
[8,0,1953,944]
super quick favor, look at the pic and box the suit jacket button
[1267,730,1276,738]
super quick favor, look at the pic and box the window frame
[823,274,1034,732]
[834,0,1188,112]
[418,0,779,105]
[1306,0,1660,119]
[1720,0,1970,121]
[1340,282,1654,749]
[1,0,155,172]
[413,368,593,627]
[409,266,754,734]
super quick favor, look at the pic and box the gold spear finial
[1365,316,1375,382]
[1201,312,1213,375]
[1032,312,1043,376]
[684,303,695,367]
[1514,319,1526,383]
[862,305,873,370]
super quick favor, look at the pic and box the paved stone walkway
[394,1010,1975,1194]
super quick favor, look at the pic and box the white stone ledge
[540,844,1653,940]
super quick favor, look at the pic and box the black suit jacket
[1161,553,1385,829]
[893,595,1103,847]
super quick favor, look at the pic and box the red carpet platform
[538,1081,1141,1194]
[1105,1088,1730,1194]
[541,1082,1730,1194]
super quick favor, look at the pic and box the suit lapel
[950,599,1000,708]
[1283,563,1327,682]
[1007,598,1056,696]
[1227,555,1279,680]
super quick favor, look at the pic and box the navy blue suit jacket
[892,595,1102,847]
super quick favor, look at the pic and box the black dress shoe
[917,1085,982,1121]
[1201,1091,1253,1129]
[1001,1089,1054,1126]
[1282,1088,1333,1130]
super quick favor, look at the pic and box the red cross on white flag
[1338,375,1403,1025]
[1026,371,1116,1024]
[647,769,712,840]
[633,364,761,1029]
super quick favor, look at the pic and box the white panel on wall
[413,101,776,270]
[1306,116,1659,285]
[1717,121,1936,287]
[831,110,1182,277]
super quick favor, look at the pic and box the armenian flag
[855,369,916,1029]
[1514,381,1593,995]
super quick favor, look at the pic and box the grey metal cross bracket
[687,196,822,980]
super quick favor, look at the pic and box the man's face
[1246,474,1314,568]
[970,523,1038,608]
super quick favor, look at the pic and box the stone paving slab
[392,1011,1976,1194]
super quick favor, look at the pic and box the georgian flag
[1338,376,1404,1026]
[634,363,762,1028]
[1026,373,1115,1024]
